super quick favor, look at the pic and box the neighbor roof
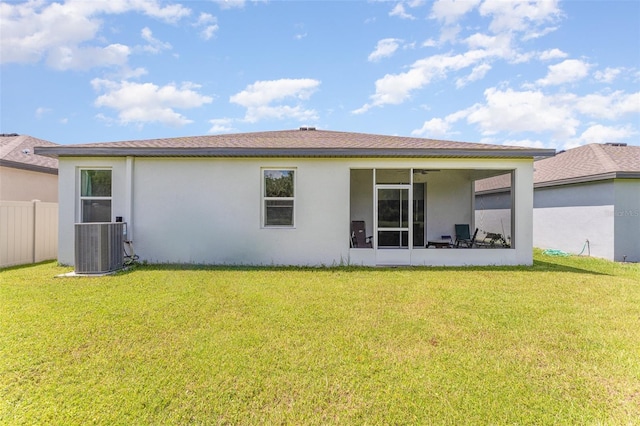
[34,129,556,159]
[476,143,640,193]
[0,134,59,174]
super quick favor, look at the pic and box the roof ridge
[588,144,619,173]
[0,135,27,160]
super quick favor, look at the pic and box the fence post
[32,200,40,264]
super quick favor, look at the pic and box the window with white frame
[80,169,112,222]
[262,169,295,227]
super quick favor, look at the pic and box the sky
[1,0,639,150]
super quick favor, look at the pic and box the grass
[1,251,639,425]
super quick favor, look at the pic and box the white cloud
[463,32,514,59]
[47,43,131,70]
[213,0,245,10]
[413,86,639,149]
[0,0,190,69]
[201,25,219,40]
[92,79,213,127]
[536,59,591,86]
[35,107,52,119]
[230,78,321,123]
[120,66,149,79]
[479,0,562,34]
[465,87,580,138]
[502,139,546,148]
[412,109,468,137]
[368,38,403,62]
[594,67,622,84]
[412,118,452,137]
[389,3,415,20]
[574,91,640,120]
[358,1,566,115]
[141,27,172,53]
[538,48,567,61]
[354,49,498,113]
[578,124,637,145]
[456,63,491,88]
[430,0,481,24]
[208,118,235,133]
[194,13,218,40]
[522,25,558,41]
[422,38,437,47]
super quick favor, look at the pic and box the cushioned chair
[351,220,372,248]
[454,224,478,248]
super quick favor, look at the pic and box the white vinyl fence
[0,200,58,268]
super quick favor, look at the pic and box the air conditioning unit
[75,223,125,274]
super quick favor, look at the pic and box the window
[263,169,295,227]
[80,169,112,222]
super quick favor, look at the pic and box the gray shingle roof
[0,134,58,173]
[34,129,556,159]
[476,143,640,193]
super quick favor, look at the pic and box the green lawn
[1,252,639,425]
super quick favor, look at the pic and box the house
[475,143,640,262]
[35,128,555,267]
[1,134,59,268]
[0,134,59,202]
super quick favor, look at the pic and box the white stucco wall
[614,179,640,262]
[475,208,512,241]
[57,158,128,266]
[422,170,473,241]
[350,169,374,238]
[532,182,616,260]
[533,206,614,259]
[58,156,535,267]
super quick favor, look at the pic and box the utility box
[75,222,125,274]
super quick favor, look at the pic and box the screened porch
[349,168,514,265]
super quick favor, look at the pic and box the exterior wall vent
[75,223,125,274]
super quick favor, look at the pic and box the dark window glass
[265,200,294,226]
[81,170,111,197]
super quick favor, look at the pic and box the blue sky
[1,0,639,149]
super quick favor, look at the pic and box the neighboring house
[1,134,59,268]
[476,143,640,262]
[35,128,554,267]
[0,134,59,202]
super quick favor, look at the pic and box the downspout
[125,156,134,242]
[510,170,516,249]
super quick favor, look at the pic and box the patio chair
[351,220,372,248]
[454,224,478,248]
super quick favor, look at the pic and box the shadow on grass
[0,260,60,273]
[115,258,611,276]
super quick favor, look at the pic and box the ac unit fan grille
[75,223,125,274]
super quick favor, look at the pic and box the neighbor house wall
[475,191,512,241]
[613,179,640,262]
[532,181,615,259]
[0,166,58,202]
